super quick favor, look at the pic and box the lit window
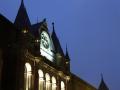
[45,73,51,90]
[61,81,65,90]
[38,69,44,90]
[23,29,28,33]
[52,76,57,90]
[24,63,32,90]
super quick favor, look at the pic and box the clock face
[40,31,54,62]
[41,31,50,49]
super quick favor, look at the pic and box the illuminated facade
[0,1,108,90]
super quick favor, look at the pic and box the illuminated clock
[40,31,54,62]
[41,31,50,49]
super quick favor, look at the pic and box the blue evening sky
[0,0,120,90]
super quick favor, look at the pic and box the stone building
[0,1,108,90]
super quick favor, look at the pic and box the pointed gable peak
[20,0,25,11]
[52,22,57,38]
[100,74,106,84]
[101,73,104,81]
[14,0,31,30]
[21,0,25,8]
[52,22,58,38]
[51,22,64,56]
[21,0,23,4]
[98,74,109,90]
[65,44,70,60]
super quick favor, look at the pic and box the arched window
[52,76,57,90]
[38,69,44,90]
[24,63,32,90]
[45,73,51,90]
[61,81,65,90]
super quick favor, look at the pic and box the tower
[14,0,31,30]
[65,45,70,72]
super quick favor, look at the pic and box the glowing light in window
[24,63,32,90]
[25,63,31,72]
[38,69,44,90]
[45,73,51,90]
[52,76,57,90]
[61,81,65,90]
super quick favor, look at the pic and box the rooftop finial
[66,44,70,60]
[66,44,68,56]
[52,22,55,32]
[43,18,46,22]
[37,17,38,24]
[98,73,109,90]
[21,0,25,7]
[21,0,23,4]
[101,73,103,80]
[66,44,68,53]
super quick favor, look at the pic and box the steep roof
[51,23,64,56]
[71,73,97,90]
[14,0,31,30]
[98,75,109,90]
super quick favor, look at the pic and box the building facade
[0,1,108,90]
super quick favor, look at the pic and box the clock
[41,31,50,49]
[40,31,54,62]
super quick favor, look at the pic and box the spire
[14,0,31,30]
[51,22,64,56]
[52,22,55,32]
[52,22,56,38]
[52,22,56,37]
[101,73,104,81]
[98,74,109,90]
[21,0,23,4]
[43,18,46,22]
[65,44,70,60]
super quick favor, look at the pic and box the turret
[65,45,70,71]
